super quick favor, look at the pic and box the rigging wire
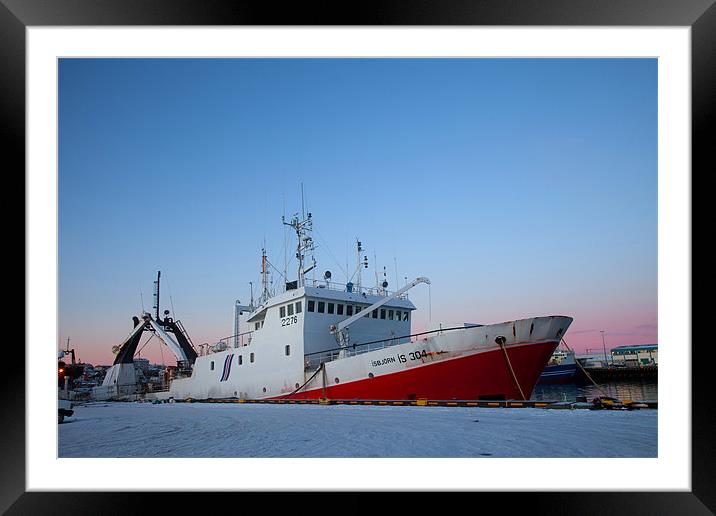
[428,282,432,324]
[134,332,155,357]
[265,257,287,283]
[314,228,348,278]
[166,275,177,317]
[159,336,165,366]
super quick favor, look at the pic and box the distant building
[610,344,658,367]
[133,358,150,371]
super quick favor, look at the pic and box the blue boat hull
[538,363,578,384]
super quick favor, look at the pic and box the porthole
[295,383,300,389]
[368,372,374,378]
[334,377,340,384]
[263,387,267,393]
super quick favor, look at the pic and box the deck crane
[329,276,430,349]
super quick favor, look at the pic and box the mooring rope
[496,336,526,400]
[560,338,611,399]
[280,363,325,399]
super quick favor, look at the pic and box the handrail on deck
[218,329,254,345]
[303,325,474,369]
[307,278,409,300]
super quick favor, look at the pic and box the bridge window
[372,309,378,318]
[403,312,409,321]
[307,300,315,312]
[388,309,394,320]
[285,345,290,356]
[210,361,215,371]
[346,305,353,316]
[295,301,302,313]
[317,301,325,313]
[337,304,344,315]
[255,322,261,330]
[355,305,362,313]
[287,304,294,316]
[380,309,386,319]
[250,352,255,363]
[327,303,335,314]
[280,306,286,318]
[238,355,243,365]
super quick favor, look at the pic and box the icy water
[59,402,657,458]
[532,380,658,402]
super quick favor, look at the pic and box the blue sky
[58,58,657,364]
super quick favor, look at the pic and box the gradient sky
[59,58,657,365]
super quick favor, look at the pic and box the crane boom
[330,277,430,342]
[148,319,189,363]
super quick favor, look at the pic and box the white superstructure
[155,211,573,402]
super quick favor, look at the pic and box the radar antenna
[282,209,315,288]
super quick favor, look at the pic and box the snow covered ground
[58,402,657,458]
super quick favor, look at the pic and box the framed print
[5,0,710,512]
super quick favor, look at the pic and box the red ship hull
[279,340,559,401]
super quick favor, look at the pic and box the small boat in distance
[537,347,578,384]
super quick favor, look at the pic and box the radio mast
[282,210,315,288]
[260,247,271,304]
[153,271,161,321]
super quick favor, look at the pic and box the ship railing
[212,330,254,352]
[307,279,409,300]
[303,325,472,370]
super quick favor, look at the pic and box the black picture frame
[5,0,709,513]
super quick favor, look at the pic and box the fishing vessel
[537,348,578,384]
[98,211,573,402]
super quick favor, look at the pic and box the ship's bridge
[235,280,416,358]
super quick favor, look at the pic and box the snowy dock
[178,397,658,409]
[58,401,657,458]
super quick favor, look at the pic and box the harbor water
[532,380,658,402]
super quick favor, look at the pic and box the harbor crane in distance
[329,276,430,349]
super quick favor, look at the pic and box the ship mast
[234,299,241,347]
[260,247,271,304]
[283,211,315,288]
[152,271,161,322]
[355,239,368,291]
